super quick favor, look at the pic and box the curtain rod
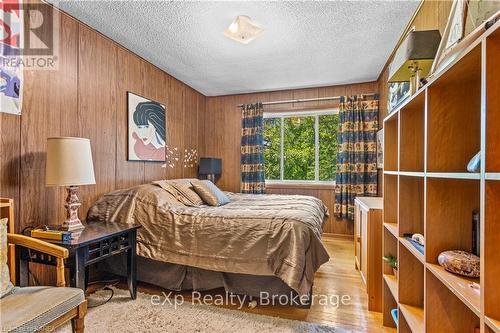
[236,93,377,107]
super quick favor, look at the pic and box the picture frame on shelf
[387,81,410,113]
[377,129,384,169]
[431,0,468,75]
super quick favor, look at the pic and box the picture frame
[431,0,468,75]
[376,129,384,169]
[387,81,410,113]
[127,92,167,161]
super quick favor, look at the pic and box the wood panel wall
[0,3,204,233]
[0,0,450,239]
[199,82,379,236]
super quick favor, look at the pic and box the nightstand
[16,221,141,299]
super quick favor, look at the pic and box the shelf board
[384,86,426,122]
[399,304,424,333]
[383,274,398,302]
[383,109,399,122]
[426,263,481,317]
[399,171,425,177]
[485,316,500,333]
[0,203,10,208]
[426,172,480,180]
[399,237,425,264]
[384,223,398,238]
[383,170,398,175]
[486,173,500,180]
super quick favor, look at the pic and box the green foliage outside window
[263,113,338,182]
[319,114,339,181]
[284,116,315,180]
[263,118,281,180]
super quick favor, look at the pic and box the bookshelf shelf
[485,173,500,180]
[425,172,480,179]
[427,263,480,316]
[383,222,397,239]
[486,26,500,173]
[400,90,425,172]
[383,274,398,302]
[398,171,425,177]
[485,316,500,333]
[399,304,424,333]
[384,115,399,172]
[382,20,500,332]
[383,174,398,224]
[400,237,424,264]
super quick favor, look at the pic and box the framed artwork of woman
[127,92,167,161]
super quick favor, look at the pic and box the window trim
[263,108,339,185]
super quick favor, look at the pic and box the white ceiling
[49,0,420,96]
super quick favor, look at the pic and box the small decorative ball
[437,250,480,278]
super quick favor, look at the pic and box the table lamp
[46,137,96,231]
[388,30,441,94]
[198,158,222,183]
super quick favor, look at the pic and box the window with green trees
[263,111,338,182]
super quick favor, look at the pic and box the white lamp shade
[46,137,96,187]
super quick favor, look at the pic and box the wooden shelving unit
[399,304,425,333]
[384,222,398,238]
[382,20,500,332]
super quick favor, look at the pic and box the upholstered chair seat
[0,286,85,333]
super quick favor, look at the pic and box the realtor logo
[1,1,59,68]
[1,1,59,114]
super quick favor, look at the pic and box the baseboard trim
[322,232,354,240]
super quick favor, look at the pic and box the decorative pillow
[191,180,230,206]
[152,180,184,201]
[1,218,14,298]
[167,181,205,207]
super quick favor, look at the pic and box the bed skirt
[100,255,311,306]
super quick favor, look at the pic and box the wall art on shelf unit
[376,129,384,169]
[387,81,410,113]
[127,92,167,161]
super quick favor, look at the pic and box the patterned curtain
[334,95,378,220]
[241,103,266,194]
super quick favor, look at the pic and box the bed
[87,180,330,304]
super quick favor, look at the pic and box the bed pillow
[151,181,186,204]
[167,180,205,207]
[152,180,203,207]
[1,218,14,298]
[191,180,230,206]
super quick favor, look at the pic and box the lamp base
[61,186,85,232]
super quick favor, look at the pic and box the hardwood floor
[107,237,394,332]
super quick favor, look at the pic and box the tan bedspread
[87,183,330,296]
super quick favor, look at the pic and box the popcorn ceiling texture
[50,0,420,96]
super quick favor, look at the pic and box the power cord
[86,279,120,308]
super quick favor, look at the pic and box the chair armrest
[7,234,68,259]
[8,234,69,287]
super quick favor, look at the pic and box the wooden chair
[0,198,87,333]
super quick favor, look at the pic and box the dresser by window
[354,196,383,312]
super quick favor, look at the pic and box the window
[263,110,339,183]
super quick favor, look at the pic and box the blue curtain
[241,103,266,194]
[334,95,379,220]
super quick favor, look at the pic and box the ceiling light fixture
[224,15,263,44]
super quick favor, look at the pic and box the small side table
[16,221,141,299]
